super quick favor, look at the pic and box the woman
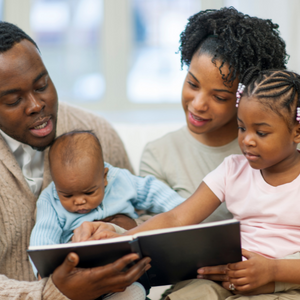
[139,7,288,223]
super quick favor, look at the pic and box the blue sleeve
[29,188,63,277]
[126,172,186,213]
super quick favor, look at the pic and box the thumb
[61,252,79,274]
[242,248,255,260]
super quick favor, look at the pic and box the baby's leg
[103,282,146,300]
[166,279,232,300]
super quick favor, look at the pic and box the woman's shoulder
[144,126,188,150]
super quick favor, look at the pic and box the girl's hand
[225,249,276,294]
[197,264,229,282]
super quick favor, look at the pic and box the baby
[30,130,185,299]
[30,129,184,249]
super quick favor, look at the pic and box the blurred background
[2,0,300,123]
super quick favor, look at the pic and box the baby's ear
[104,167,109,187]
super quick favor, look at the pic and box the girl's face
[182,53,239,146]
[237,96,300,172]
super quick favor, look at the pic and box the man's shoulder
[56,102,112,135]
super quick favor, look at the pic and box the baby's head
[236,68,300,170]
[49,130,108,214]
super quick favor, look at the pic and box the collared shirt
[0,130,44,197]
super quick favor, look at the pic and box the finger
[241,248,254,260]
[93,253,143,277]
[197,274,229,281]
[88,230,121,241]
[228,259,250,271]
[227,268,248,279]
[72,221,97,242]
[60,252,80,274]
[198,265,227,275]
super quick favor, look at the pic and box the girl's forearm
[125,210,181,236]
[273,259,300,284]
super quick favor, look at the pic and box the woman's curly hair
[179,7,289,86]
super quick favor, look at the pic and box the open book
[28,219,241,287]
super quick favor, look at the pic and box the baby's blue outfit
[30,162,185,250]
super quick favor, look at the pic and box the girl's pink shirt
[203,155,300,259]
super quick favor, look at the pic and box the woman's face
[182,53,239,146]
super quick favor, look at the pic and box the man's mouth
[33,121,48,130]
[29,117,53,138]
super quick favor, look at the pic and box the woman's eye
[215,96,226,102]
[187,81,197,88]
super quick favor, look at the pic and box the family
[0,6,300,300]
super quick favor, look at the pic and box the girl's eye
[257,131,267,137]
[238,126,245,132]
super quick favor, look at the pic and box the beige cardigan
[0,102,132,299]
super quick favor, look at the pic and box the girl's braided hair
[240,68,300,130]
[179,7,288,86]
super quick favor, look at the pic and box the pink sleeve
[203,157,231,203]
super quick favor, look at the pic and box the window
[30,0,104,104]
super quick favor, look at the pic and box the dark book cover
[28,219,241,286]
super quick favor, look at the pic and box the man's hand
[52,252,151,300]
[101,214,137,230]
[72,221,119,243]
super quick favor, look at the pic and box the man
[0,21,150,299]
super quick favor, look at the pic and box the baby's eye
[63,195,72,198]
[85,191,95,195]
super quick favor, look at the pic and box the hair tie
[236,83,246,107]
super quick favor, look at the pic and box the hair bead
[236,83,246,107]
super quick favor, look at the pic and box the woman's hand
[72,221,120,242]
[225,249,276,294]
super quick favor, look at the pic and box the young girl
[80,69,300,300]
[139,7,288,224]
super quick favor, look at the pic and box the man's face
[0,40,58,150]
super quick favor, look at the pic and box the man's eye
[36,84,48,92]
[7,98,21,106]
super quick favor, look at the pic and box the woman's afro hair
[179,7,288,86]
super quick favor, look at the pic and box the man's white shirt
[0,130,44,197]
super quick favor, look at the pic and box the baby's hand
[225,249,276,294]
[72,221,118,242]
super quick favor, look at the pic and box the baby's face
[51,156,108,214]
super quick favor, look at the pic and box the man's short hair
[0,21,39,53]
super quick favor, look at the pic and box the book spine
[129,238,151,290]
